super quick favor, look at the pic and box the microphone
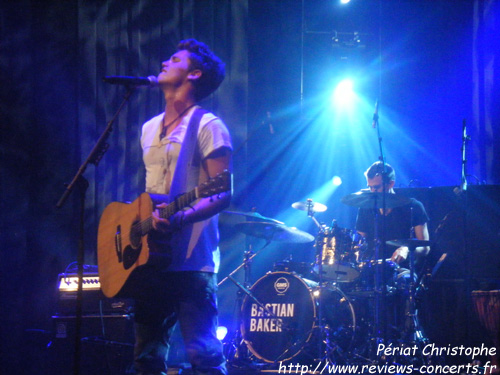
[103,75,158,87]
[372,99,379,128]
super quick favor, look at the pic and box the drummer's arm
[357,230,367,238]
[391,222,430,264]
[414,222,430,256]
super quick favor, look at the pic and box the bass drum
[241,272,356,363]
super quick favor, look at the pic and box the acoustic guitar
[97,170,231,297]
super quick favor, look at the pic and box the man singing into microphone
[124,39,231,375]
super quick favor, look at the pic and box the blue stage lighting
[340,0,351,4]
[332,176,342,186]
[216,326,228,341]
[332,79,354,107]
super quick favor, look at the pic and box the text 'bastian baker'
[249,303,295,332]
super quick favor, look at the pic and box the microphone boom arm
[56,86,136,208]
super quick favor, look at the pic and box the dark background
[1,0,500,374]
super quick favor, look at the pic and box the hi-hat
[341,191,410,209]
[235,222,314,243]
[223,210,284,225]
[292,200,327,213]
[386,239,432,249]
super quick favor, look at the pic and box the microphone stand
[372,101,389,352]
[56,86,136,375]
[232,111,274,157]
[460,119,473,345]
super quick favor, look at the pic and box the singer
[120,39,232,375]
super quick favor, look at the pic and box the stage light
[332,176,342,186]
[332,78,354,108]
[340,0,351,4]
[216,326,228,341]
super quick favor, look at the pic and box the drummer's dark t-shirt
[355,197,429,259]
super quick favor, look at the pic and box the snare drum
[241,272,356,363]
[273,260,314,278]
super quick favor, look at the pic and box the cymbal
[223,210,284,225]
[291,200,327,213]
[386,239,432,248]
[235,222,314,243]
[341,191,410,209]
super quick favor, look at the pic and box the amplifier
[56,272,133,316]
[50,314,134,375]
[58,273,101,291]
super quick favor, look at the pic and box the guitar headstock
[198,170,232,198]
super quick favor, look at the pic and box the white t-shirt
[141,106,232,272]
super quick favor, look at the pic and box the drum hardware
[223,272,298,368]
[386,239,432,345]
[240,272,357,364]
[223,210,285,225]
[218,236,277,366]
[219,217,274,366]
[341,189,409,354]
[219,243,263,367]
[218,240,271,288]
[234,221,315,244]
[292,200,328,213]
[350,259,400,298]
[416,252,447,296]
[314,222,360,283]
[340,191,411,210]
[221,215,315,368]
[273,257,315,279]
[235,272,325,365]
[292,198,350,363]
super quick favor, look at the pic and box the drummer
[355,161,430,266]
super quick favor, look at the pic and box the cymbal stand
[221,237,311,367]
[369,102,390,359]
[227,274,307,365]
[303,200,339,362]
[219,240,271,366]
[218,240,271,287]
[404,245,428,346]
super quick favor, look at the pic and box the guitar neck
[159,189,198,220]
[138,170,230,234]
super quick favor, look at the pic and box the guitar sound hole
[121,220,142,270]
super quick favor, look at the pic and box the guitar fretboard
[132,189,199,236]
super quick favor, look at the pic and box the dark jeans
[125,267,227,375]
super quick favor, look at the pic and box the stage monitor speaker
[49,314,134,375]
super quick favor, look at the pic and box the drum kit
[222,192,433,369]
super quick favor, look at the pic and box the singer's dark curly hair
[177,39,225,101]
[365,161,396,183]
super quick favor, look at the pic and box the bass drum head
[241,272,316,363]
[322,285,357,353]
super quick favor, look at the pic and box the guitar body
[97,170,231,298]
[98,192,153,298]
